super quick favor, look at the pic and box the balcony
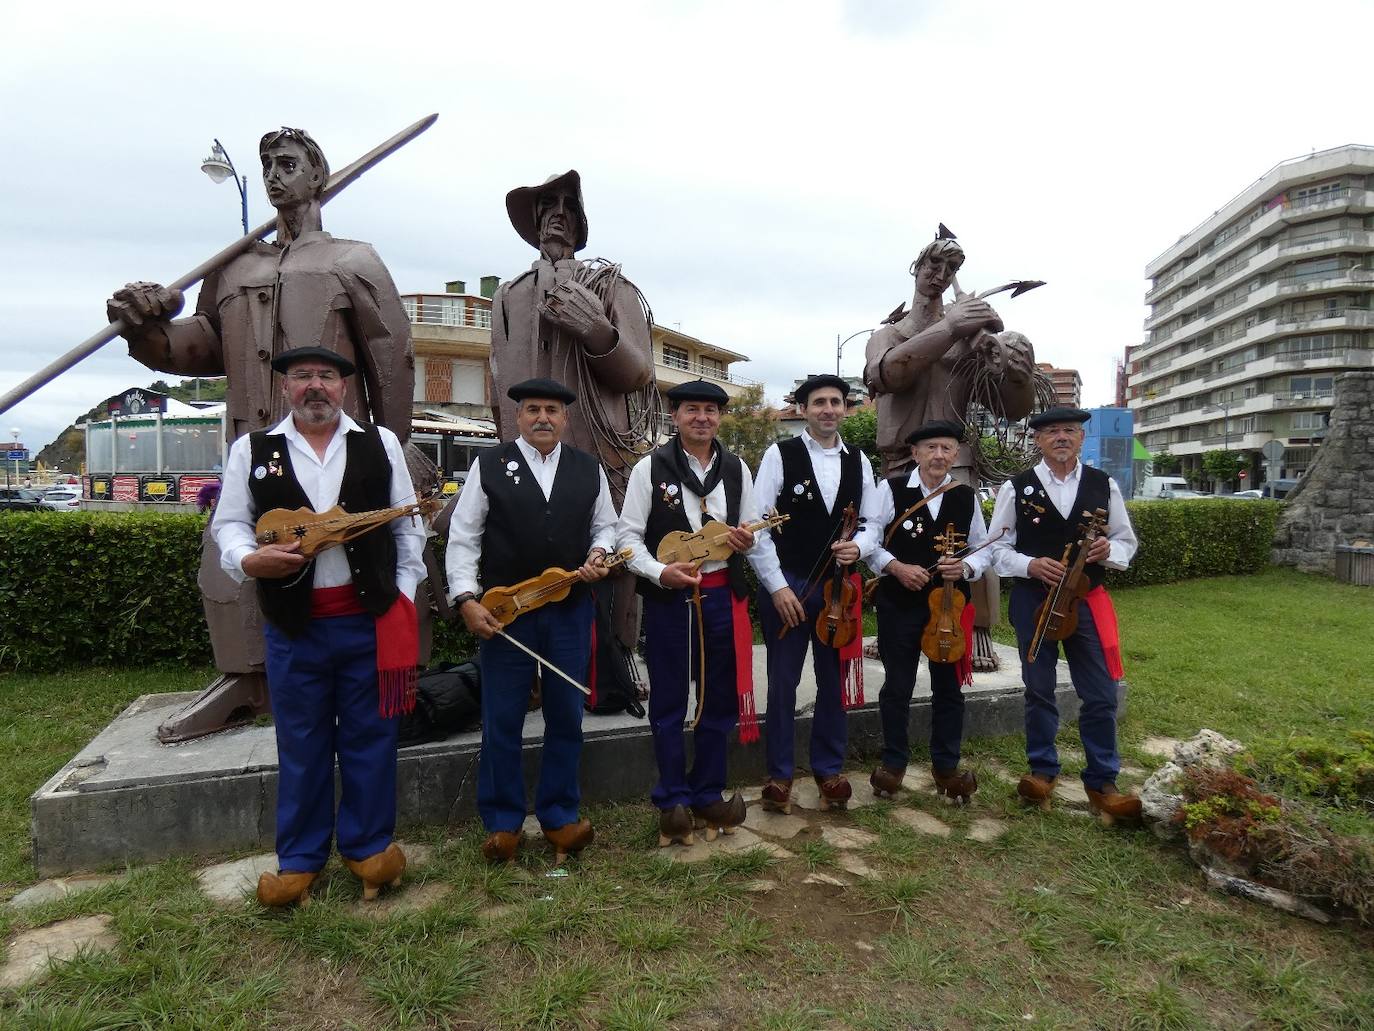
[1276,268,1374,296]
[1271,390,1334,408]
[405,302,492,330]
[1276,308,1374,329]
[656,354,760,389]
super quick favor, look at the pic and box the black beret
[792,374,851,406]
[905,419,966,446]
[507,377,576,405]
[271,346,356,377]
[1028,407,1091,430]
[665,379,729,407]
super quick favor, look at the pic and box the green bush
[1109,499,1280,588]
[1236,731,1374,811]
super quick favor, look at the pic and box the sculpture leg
[971,573,1001,673]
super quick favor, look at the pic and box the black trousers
[875,601,964,771]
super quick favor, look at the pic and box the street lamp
[1202,398,1233,452]
[200,139,249,236]
[835,328,873,376]
[9,427,20,489]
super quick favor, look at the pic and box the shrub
[1236,731,1374,811]
[1108,498,1280,588]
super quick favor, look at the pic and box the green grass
[2,569,1373,1028]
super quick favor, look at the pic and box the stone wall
[1272,371,1374,574]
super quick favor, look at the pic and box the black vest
[772,435,865,581]
[248,422,398,637]
[1010,464,1112,589]
[878,478,976,610]
[476,442,600,603]
[638,441,748,601]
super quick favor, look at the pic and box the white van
[1137,475,1191,500]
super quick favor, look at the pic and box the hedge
[0,499,1281,671]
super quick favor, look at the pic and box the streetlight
[200,139,249,236]
[1202,398,1233,452]
[835,328,873,376]
[9,427,20,488]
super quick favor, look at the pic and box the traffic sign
[5,450,26,461]
[1238,470,1247,480]
[1260,440,1284,462]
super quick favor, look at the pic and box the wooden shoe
[658,805,695,847]
[1017,772,1058,811]
[1085,784,1143,828]
[481,830,524,864]
[542,819,594,865]
[815,773,852,811]
[691,793,746,841]
[256,869,317,908]
[343,842,406,901]
[932,766,978,805]
[761,778,793,815]
[869,765,904,798]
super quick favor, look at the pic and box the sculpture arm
[863,319,958,395]
[583,280,654,394]
[340,247,415,443]
[122,274,226,377]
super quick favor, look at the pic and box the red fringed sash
[700,570,759,744]
[1084,586,1124,680]
[586,619,599,709]
[840,572,865,709]
[955,600,976,687]
[310,585,418,717]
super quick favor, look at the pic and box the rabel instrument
[1026,507,1109,662]
[254,494,443,559]
[920,523,968,664]
[480,549,633,627]
[807,503,861,650]
[654,512,790,566]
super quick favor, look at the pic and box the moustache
[532,422,555,432]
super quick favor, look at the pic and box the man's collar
[1037,457,1081,484]
[516,436,561,465]
[276,411,359,442]
[907,469,952,493]
[801,428,847,454]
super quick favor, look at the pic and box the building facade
[1037,363,1083,407]
[1132,146,1374,484]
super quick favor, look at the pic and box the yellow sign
[93,480,108,493]
[146,482,169,497]
[442,480,460,496]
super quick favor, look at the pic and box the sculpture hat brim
[506,170,589,253]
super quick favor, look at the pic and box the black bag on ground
[398,661,482,747]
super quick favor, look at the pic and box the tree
[839,407,881,474]
[1151,448,1180,474]
[1201,449,1243,489]
[717,383,784,472]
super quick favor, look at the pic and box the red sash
[700,569,758,744]
[839,572,865,709]
[1084,586,1124,679]
[310,585,418,717]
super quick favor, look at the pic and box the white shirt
[617,444,762,586]
[987,459,1138,579]
[444,438,619,599]
[749,430,878,594]
[856,471,991,580]
[212,413,427,599]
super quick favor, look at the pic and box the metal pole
[835,333,841,376]
[155,409,163,475]
[238,175,249,237]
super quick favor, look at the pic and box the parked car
[1137,475,1191,500]
[40,487,81,511]
[1162,489,1211,499]
[1227,489,1264,499]
[0,487,44,511]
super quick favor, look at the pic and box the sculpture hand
[107,282,185,329]
[943,296,1003,339]
[997,330,1036,383]
[539,281,616,351]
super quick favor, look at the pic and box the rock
[743,806,808,840]
[787,777,872,810]
[1053,781,1089,807]
[740,786,764,804]
[1141,761,1186,840]
[397,842,435,868]
[890,809,951,838]
[854,939,875,952]
[802,872,849,887]
[350,880,450,919]
[967,818,1010,843]
[521,814,542,839]
[196,853,278,904]
[1141,736,1180,758]
[820,826,878,851]
[1119,765,1147,779]
[901,768,936,794]
[1174,730,1243,769]
[656,826,793,865]
[743,880,778,894]
[0,915,117,989]
[1204,868,1330,924]
[9,875,121,910]
[836,854,876,880]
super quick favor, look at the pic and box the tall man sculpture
[490,170,656,692]
[863,231,1037,671]
[106,128,415,739]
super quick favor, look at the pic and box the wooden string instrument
[481,548,633,627]
[1027,508,1108,662]
[814,503,861,649]
[920,523,968,664]
[654,512,790,566]
[254,494,442,559]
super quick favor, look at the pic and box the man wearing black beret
[750,374,877,813]
[446,378,618,863]
[986,407,1141,825]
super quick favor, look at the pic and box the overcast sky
[2,0,1370,455]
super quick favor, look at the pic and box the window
[662,344,689,371]
[1292,412,1327,430]
[698,356,724,380]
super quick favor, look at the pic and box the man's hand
[937,556,965,583]
[577,548,610,582]
[1028,556,1066,587]
[943,296,1003,338]
[242,542,307,579]
[538,281,616,351]
[726,525,755,553]
[659,561,703,590]
[460,599,503,640]
[771,586,805,629]
[1086,537,1111,565]
[832,539,860,566]
[107,282,185,328]
[888,560,931,592]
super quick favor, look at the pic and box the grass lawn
[2,568,1372,1028]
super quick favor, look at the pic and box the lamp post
[200,139,249,236]
[835,328,873,376]
[9,427,20,489]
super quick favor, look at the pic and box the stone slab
[801,872,848,887]
[1141,736,1181,759]
[743,807,808,839]
[9,875,121,910]
[837,854,876,879]
[967,818,1010,843]
[196,853,278,904]
[890,809,952,838]
[350,880,450,919]
[0,915,117,989]
[820,826,878,851]
[1053,781,1090,807]
[32,643,1110,875]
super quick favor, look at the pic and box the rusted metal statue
[106,127,421,740]
[488,170,658,686]
[863,225,1051,670]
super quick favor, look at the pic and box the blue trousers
[264,612,398,873]
[1009,582,1121,791]
[875,601,964,771]
[756,571,847,780]
[643,582,739,809]
[476,595,592,833]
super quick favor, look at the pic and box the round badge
[793,484,805,495]
[1023,485,1034,495]
[506,461,518,471]
[667,485,679,496]
[253,466,267,480]
[902,519,913,530]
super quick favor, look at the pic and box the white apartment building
[1133,145,1374,483]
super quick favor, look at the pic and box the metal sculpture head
[909,237,965,298]
[505,170,589,260]
[258,128,329,209]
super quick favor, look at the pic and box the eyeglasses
[286,369,340,383]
